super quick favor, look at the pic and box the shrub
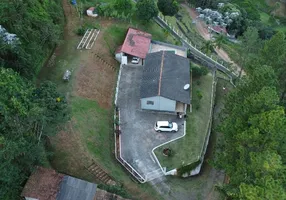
[76,27,86,36]
[191,64,208,77]
[196,90,203,100]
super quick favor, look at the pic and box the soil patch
[74,21,118,109]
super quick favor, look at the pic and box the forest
[0,0,68,199]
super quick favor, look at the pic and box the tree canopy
[0,68,69,199]
[214,31,286,199]
[157,0,179,17]
[136,0,159,22]
[113,0,134,17]
[0,0,64,78]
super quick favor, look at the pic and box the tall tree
[214,34,226,49]
[0,0,64,78]
[136,0,158,22]
[157,0,179,18]
[0,68,69,199]
[230,27,262,78]
[201,40,215,55]
[113,0,133,17]
[213,65,286,199]
[260,32,286,102]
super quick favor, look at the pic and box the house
[115,28,152,65]
[208,25,227,35]
[21,167,129,200]
[140,51,191,114]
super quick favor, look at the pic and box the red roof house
[209,25,227,35]
[117,28,152,59]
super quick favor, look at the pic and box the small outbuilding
[140,51,191,114]
[115,28,152,65]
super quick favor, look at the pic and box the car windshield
[168,122,173,128]
[155,123,158,128]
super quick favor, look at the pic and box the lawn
[154,72,214,171]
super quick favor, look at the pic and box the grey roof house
[140,51,191,113]
[21,167,129,200]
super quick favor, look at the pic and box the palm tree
[201,40,215,55]
[214,34,226,49]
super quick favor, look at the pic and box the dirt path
[181,4,243,75]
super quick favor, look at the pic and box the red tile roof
[211,25,227,34]
[119,28,152,59]
[21,167,64,200]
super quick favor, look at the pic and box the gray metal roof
[140,51,191,104]
[56,176,97,200]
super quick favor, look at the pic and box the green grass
[260,12,271,25]
[37,16,165,199]
[154,73,214,171]
[70,96,129,180]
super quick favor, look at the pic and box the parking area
[117,65,184,178]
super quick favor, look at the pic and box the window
[147,101,154,105]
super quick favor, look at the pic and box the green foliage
[0,0,65,78]
[177,159,201,176]
[76,27,87,36]
[191,64,208,77]
[157,0,179,17]
[0,68,69,199]
[196,90,203,100]
[258,32,286,102]
[200,40,215,54]
[214,34,226,49]
[113,0,134,17]
[136,0,159,22]
[213,64,286,199]
[97,184,131,198]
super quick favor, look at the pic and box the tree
[201,40,215,54]
[0,0,64,78]
[213,65,286,199]
[230,27,262,78]
[157,0,179,18]
[113,0,133,17]
[259,32,286,103]
[0,68,69,199]
[214,34,226,49]
[136,0,158,22]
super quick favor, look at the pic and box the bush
[191,64,208,77]
[196,90,203,100]
[97,184,131,198]
[76,27,86,36]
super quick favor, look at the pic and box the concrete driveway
[117,65,184,180]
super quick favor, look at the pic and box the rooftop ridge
[158,51,165,96]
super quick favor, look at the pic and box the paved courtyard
[117,65,185,179]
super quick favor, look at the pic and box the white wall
[25,197,39,200]
[141,96,176,112]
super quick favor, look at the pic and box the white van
[154,121,178,132]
